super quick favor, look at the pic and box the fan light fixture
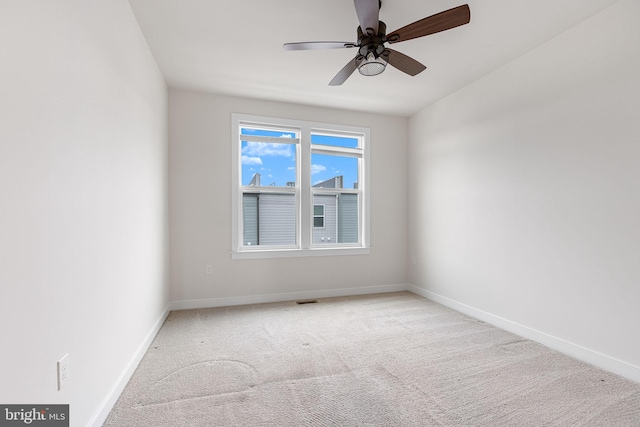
[283,4,471,85]
[358,52,387,76]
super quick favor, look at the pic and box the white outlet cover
[57,353,69,391]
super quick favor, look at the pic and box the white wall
[0,1,169,426]
[169,89,408,305]
[408,0,640,380]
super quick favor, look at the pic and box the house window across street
[313,205,325,228]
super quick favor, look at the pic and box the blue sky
[241,129,359,188]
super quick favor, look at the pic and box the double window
[232,114,370,258]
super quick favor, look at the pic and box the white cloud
[311,164,326,175]
[242,156,263,165]
[242,142,293,157]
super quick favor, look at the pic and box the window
[313,205,325,228]
[232,114,370,258]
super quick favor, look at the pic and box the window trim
[231,113,370,259]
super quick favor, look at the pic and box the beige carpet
[104,292,640,426]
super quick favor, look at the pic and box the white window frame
[231,113,370,259]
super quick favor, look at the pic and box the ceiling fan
[283,1,471,86]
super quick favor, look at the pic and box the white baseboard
[408,284,640,384]
[88,303,171,427]
[170,283,410,311]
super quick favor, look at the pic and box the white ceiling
[128,0,619,117]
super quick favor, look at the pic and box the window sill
[231,247,370,260]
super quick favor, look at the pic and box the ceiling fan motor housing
[357,21,387,60]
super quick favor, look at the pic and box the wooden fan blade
[284,42,357,51]
[387,4,470,44]
[353,0,379,35]
[329,57,363,86]
[384,49,426,76]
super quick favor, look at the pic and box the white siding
[338,193,359,243]
[259,193,296,245]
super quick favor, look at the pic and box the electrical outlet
[205,264,213,275]
[57,354,69,391]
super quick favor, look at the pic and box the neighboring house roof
[249,173,261,186]
[248,173,348,189]
[313,176,343,189]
